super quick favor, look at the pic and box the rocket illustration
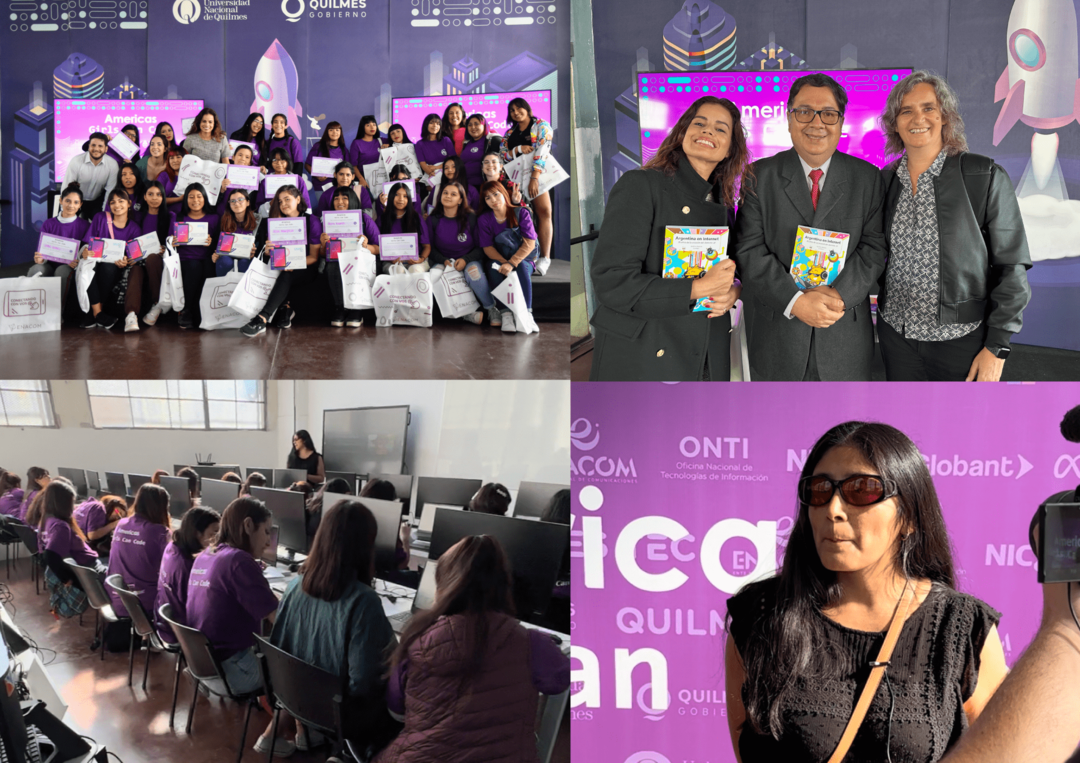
[252,38,304,140]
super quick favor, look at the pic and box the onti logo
[1055,454,1080,479]
[624,754,672,763]
[571,418,601,451]
[282,0,304,22]
[173,0,200,23]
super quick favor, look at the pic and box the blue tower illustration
[445,56,481,95]
[104,77,150,99]
[9,82,54,231]
[663,1,737,71]
[53,53,105,99]
[739,32,806,71]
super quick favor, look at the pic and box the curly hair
[880,70,968,159]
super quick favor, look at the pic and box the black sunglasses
[798,474,898,507]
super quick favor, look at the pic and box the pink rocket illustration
[993,0,1080,146]
[251,38,304,140]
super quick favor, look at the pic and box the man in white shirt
[62,132,118,220]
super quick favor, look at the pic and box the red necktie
[809,168,823,211]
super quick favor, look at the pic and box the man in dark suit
[732,73,888,381]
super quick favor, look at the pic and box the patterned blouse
[880,149,982,342]
[500,117,555,174]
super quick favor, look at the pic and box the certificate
[125,232,163,262]
[109,131,140,161]
[87,237,126,263]
[36,232,81,264]
[270,244,307,270]
[379,144,422,179]
[173,155,229,204]
[424,170,443,190]
[263,174,299,197]
[226,164,260,191]
[268,217,307,245]
[311,156,338,178]
[322,210,362,237]
[229,139,257,160]
[182,117,196,133]
[379,233,419,262]
[175,221,209,245]
[217,232,256,258]
[363,162,388,191]
[383,179,417,202]
[503,154,569,200]
[325,237,361,262]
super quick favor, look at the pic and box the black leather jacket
[881,152,1031,352]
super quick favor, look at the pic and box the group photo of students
[0,379,571,763]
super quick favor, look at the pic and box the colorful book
[662,226,730,312]
[790,226,850,290]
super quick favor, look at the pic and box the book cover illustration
[662,226,730,312]
[790,226,850,289]
[125,240,143,262]
[175,223,191,244]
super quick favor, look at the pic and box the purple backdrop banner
[570,382,1080,763]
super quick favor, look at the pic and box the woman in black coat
[589,96,752,381]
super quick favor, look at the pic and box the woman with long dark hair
[106,483,171,618]
[116,162,147,218]
[304,120,348,178]
[384,123,411,148]
[428,180,492,325]
[257,147,313,210]
[378,181,431,274]
[18,467,50,523]
[124,180,172,331]
[314,161,374,215]
[589,96,751,380]
[73,494,126,554]
[77,188,142,330]
[320,185,381,328]
[415,113,456,180]
[154,506,220,644]
[214,187,259,277]
[725,421,1008,763]
[420,155,478,216]
[27,184,90,310]
[157,145,188,215]
[183,107,231,164]
[499,97,556,272]
[136,134,168,186]
[38,479,104,574]
[215,144,260,217]
[349,114,382,188]
[478,181,538,332]
[0,472,24,519]
[441,102,467,156]
[374,535,570,762]
[153,122,179,151]
[169,182,220,329]
[461,114,502,188]
[265,113,305,174]
[230,113,269,166]
[106,123,142,165]
[287,430,325,485]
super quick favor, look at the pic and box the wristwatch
[986,345,1011,360]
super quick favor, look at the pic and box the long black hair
[291,429,316,457]
[316,120,344,158]
[117,161,147,210]
[421,113,444,142]
[142,180,172,246]
[231,113,268,158]
[732,421,957,739]
[431,180,474,236]
[380,181,421,235]
[178,183,210,219]
[331,186,362,211]
[354,114,379,143]
[386,123,411,145]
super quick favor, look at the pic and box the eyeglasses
[229,198,247,206]
[798,474,898,507]
[789,107,843,125]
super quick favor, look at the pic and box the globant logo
[571,418,637,483]
[173,0,200,23]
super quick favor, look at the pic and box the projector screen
[637,69,911,170]
[391,90,552,145]
[322,405,410,475]
[53,99,205,182]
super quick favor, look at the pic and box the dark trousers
[126,254,164,315]
[878,316,987,381]
[87,262,123,308]
[261,262,318,318]
[80,195,105,221]
[180,258,213,320]
[802,329,822,382]
[326,260,346,309]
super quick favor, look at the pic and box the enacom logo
[282,0,304,22]
[571,418,601,451]
[174,0,200,23]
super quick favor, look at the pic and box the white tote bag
[198,269,249,330]
[159,242,186,312]
[490,266,539,334]
[339,246,378,309]
[0,276,61,335]
[228,257,280,319]
[75,259,96,314]
[372,273,433,328]
[432,267,481,319]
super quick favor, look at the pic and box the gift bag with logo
[491,267,539,334]
[340,246,378,309]
[199,269,249,330]
[432,268,481,319]
[0,276,61,335]
[75,259,96,314]
[228,256,280,319]
[372,273,433,328]
[159,242,185,312]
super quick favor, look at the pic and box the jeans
[215,255,251,278]
[126,254,164,315]
[221,647,262,694]
[261,262,318,319]
[487,257,535,310]
[179,258,213,321]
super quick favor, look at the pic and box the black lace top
[727,578,1001,763]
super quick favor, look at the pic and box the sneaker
[346,311,363,328]
[79,312,97,329]
[177,311,194,330]
[330,309,345,328]
[273,308,294,329]
[240,316,266,338]
[253,734,296,758]
[463,310,483,325]
[535,257,551,276]
[295,725,327,751]
[143,303,162,326]
[487,306,502,327]
[124,312,139,332]
[501,310,516,333]
[96,311,118,330]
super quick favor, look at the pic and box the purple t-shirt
[381,214,430,246]
[155,542,195,644]
[0,489,24,518]
[414,137,456,167]
[305,143,346,167]
[18,490,38,523]
[316,184,373,214]
[348,138,382,171]
[82,212,143,246]
[430,215,478,260]
[107,514,170,618]
[266,135,304,166]
[425,183,479,216]
[41,216,91,250]
[186,544,279,660]
[459,139,489,188]
[477,207,537,249]
[156,172,182,216]
[42,516,98,567]
[73,499,109,539]
[170,213,221,261]
[140,209,176,243]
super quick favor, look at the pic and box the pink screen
[391,90,551,143]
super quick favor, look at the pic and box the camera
[1037,496,1080,584]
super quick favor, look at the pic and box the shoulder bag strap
[826,581,922,763]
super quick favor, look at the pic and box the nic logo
[173,0,200,23]
[572,418,600,451]
[282,0,304,22]
[624,753,672,763]
[1055,455,1080,480]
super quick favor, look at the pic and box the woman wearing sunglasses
[724,421,1007,763]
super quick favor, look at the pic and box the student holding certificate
[441,102,468,156]
[314,161,373,215]
[156,145,188,215]
[265,113,305,174]
[213,189,260,277]
[215,144,260,216]
[461,114,503,189]
[169,183,220,330]
[590,96,749,380]
[240,186,324,338]
[479,182,542,334]
[421,156,479,217]
[500,97,556,274]
[321,186,382,328]
[126,180,173,331]
[304,121,348,178]
[78,189,142,329]
[377,182,431,274]
[28,184,92,311]
[183,107,231,164]
[429,180,494,326]
[230,113,268,166]
[116,162,147,219]
[258,147,313,209]
[349,115,382,188]
[375,164,414,219]
[135,135,168,186]
[415,113,457,179]
[105,123,142,166]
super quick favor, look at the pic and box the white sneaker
[124,312,139,332]
[143,303,162,326]
[295,725,327,751]
[463,311,484,325]
[501,311,516,333]
[254,734,296,758]
[535,257,551,276]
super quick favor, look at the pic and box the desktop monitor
[429,511,567,622]
[159,475,193,521]
[200,478,240,514]
[364,473,414,516]
[415,477,482,522]
[273,468,308,489]
[192,465,241,481]
[85,470,101,496]
[251,486,308,557]
[57,467,88,499]
[324,493,403,574]
[128,473,152,493]
[104,472,127,497]
[513,482,569,520]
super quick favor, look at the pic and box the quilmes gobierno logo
[571,418,637,481]
[624,753,672,763]
[282,0,304,21]
[173,0,200,23]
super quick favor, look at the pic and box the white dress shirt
[62,152,119,201]
[785,153,836,319]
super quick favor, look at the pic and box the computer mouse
[288,562,299,573]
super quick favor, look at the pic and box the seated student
[38,480,106,576]
[183,107,231,164]
[478,152,524,211]
[359,479,417,589]
[150,469,170,485]
[168,183,220,329]
[222,472,242,484]
[427,181,492,326]
[303,477,352,538]
[271,500,400,753]
[374,164,414,219]
[349,115,383,188]
[135,134,168,186]
[415,113,456,180]
[461,114,503,188]
[105,123,142,166]
[265,113,305,174]
[0,472,24,519]
[154,506,220,644]
[230,113,268,166]
[257,148,313,211]
[185,496,295,757]
[321,186,381,328]
[19,467,50,523]
[375,535,570,762]
[468,483,511,516]
[153,122,179,151]
[117,162,147,219]
[479,181,539,333]
[240,185,324,338]
[157,145,188,215]
[383,123,412,149]
[215,145,260,217]
[65,132,119,221]
[74,494,127,555]
[304,121,348,181]
[106,483,171,618]
[420,156,478,217]
[315,162,373,216]
[240,471,267,497]
[176,466,201,505]
[77,188,142,330]
[213,188,259,278]
[28,184,91,310]
[378,182,431,275]
[441,102,467,157]
[128,180,173,331]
